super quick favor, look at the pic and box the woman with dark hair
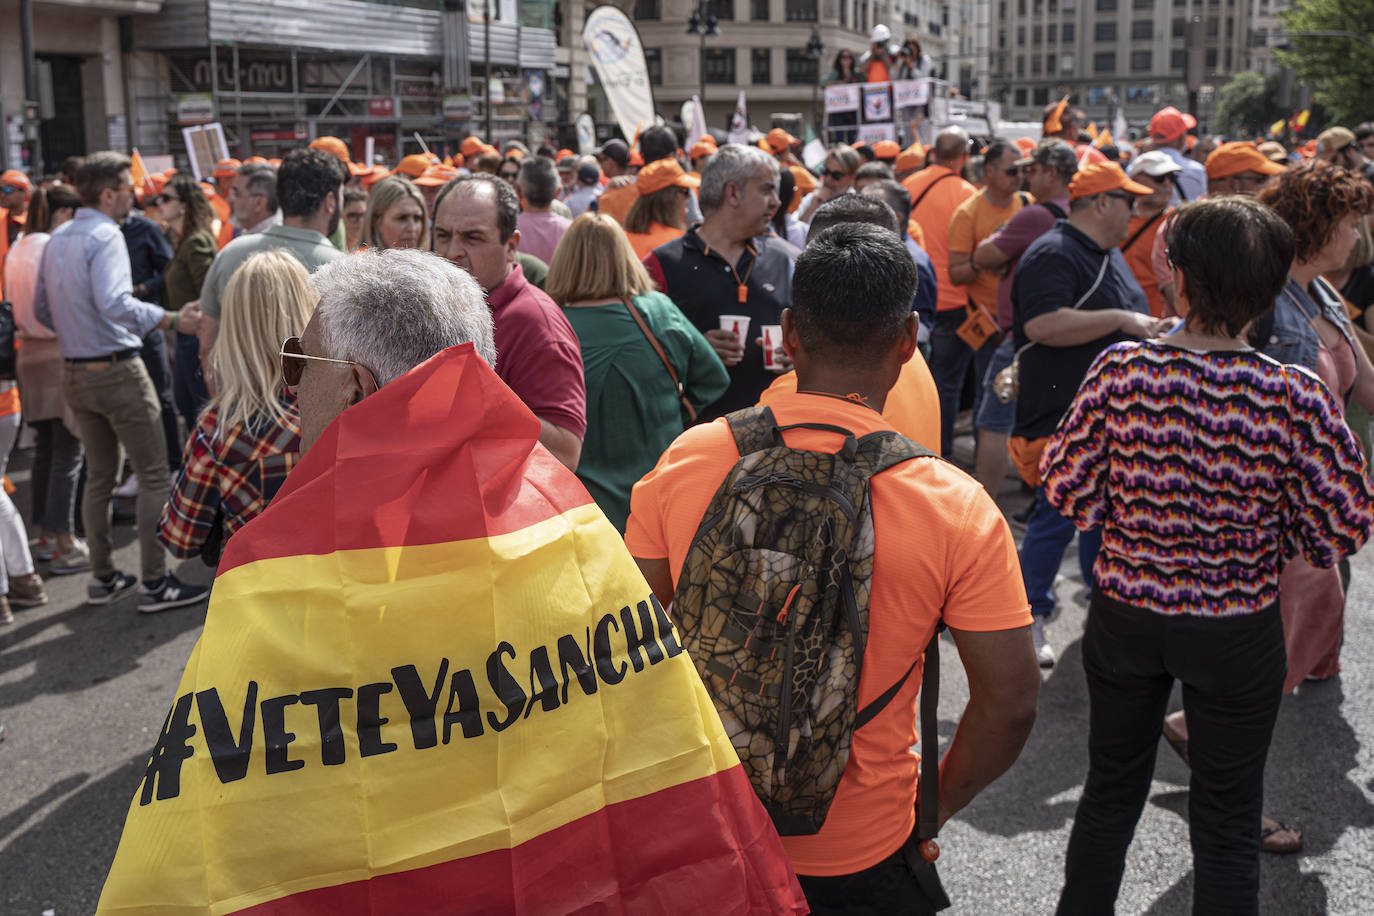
[821,49,859,145]
[766,167,803,257]
[6,184,84,582]
[1254,160,1374,686]
[1043,197,1374,913]
[159,172,218,431]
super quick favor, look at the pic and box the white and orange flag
[97,345,807,915]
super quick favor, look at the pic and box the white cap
[1128,150,1183,179]
[870,24,891,44]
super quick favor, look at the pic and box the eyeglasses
[280,336,379,390]
[0,185,21,195]
[823,169,847,181]
[155,194,180,204]
[1004,166,1022,177]
[1103,191,1136,203]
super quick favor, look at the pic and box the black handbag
[0,301,16,381]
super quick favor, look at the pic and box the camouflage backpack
[673,405,938,836]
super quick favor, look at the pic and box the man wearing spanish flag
[97,248,806,915]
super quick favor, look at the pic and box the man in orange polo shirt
[904,126,977,457]
[209,158,239,250]
[626,222,1038,912]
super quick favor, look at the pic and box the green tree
[1279,1,1374,124]
[1215,72,1282,136]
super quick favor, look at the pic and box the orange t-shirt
[759,352,941,454]
[865,58,891,84]
[597,183,638,226]
[624,391,1030,876]
[906,217,926,250]
[948,191,1025,311]
[625,222,685,260]
[903,165,977,312]
[212,193,237,251]
[1121,210,1170,318]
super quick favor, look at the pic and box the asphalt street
[2,437,1373,914]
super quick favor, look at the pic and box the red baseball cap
[1149,106,1198,143]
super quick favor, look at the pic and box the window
[1015,87,1028,106]
[751,0,769,20]
[752,48,771,84]
[1033,25,1042,44]
[634,0,660,19]
[1131,20,1152,39]
[1000,30,1008,49]
[1225,47,1232,68]
[1016,55,1025,76]
[1048,24,1057,42]
[1063,23,1075,41]
[1096,0,1116,9]
[1206,18,1218,37]
[1095,22,1117,41]
[704,47,736,83]
[645,48,663,84]
[1000,1,1007,15]
[1047,53,1057,72]
[1172,17,1185,38]
[1171,48,1186,69]
[1032,55,1042,74]
[786,48,820,84]
[1206,47,1217,68]
[1018,0,1026,12]
[1131,49,1151,71]
[1133,0,1152,7]
[840,0,847,26]
[1033,86,1050,105]
[785,0,818,21]
[705,0,734,20]
[1018,26,1026,46]
[1094,51,1116,72]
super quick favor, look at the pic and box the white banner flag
[824,84,860,114]
[727,90,750,145]
[688,96,709,147]
[892,79,930,109]
[582,5,656,148]
[856,122,896,144]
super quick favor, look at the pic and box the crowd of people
[3,89,1374,913]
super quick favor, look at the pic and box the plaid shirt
[159,399,301,559]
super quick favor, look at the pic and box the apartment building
[993,0,1253,135]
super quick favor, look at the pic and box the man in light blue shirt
[1148,106,1207,205]
[33,151,209,614]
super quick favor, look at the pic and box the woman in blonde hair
[361,175,428,251]
[159,250,317,564]
[547,213,727,531]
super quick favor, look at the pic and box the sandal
[1161,718,1190,766]
[1260,819,1303,855]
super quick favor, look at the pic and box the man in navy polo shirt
[1010,162,1165,667]
[643,144,791,421]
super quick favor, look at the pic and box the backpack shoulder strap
[1017,190,1031,207]
[852,429,937,478]
[1120,209,1163,254]
[725,406,778,457]
[1040,200,1066,220]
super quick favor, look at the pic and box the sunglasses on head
[279,336,379,390]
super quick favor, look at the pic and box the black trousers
[1058,593,1287,916]
[798,827,947,915]
[139,329,181,471]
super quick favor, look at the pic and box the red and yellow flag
[97,345,806,915]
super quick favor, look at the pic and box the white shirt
[1158,146,1207,206]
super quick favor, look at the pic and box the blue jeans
[140,329,181,471]
[930,308,1000,458]
[1019,486,1101,620]
[172,332,209,436]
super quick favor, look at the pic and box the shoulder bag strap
[916,624,943,842]
[1120,209,1164,254]
[1040,201,1066,220]
[911,172,959,214]
[1015,251,1112,365]
[623,299,697,424]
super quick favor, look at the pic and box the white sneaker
[49,540,91,575]
[114,474,139,498]
[1031,619,1056,669]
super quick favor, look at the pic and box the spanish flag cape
[97,344,806,915]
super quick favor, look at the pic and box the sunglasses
[156,194,180,204]
[1004,166,1022,177]
[0,185,21,195]
[1103,191,1136,203]
[279,336,379,390]
[823,169,847,181]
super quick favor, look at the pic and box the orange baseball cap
[309,136,350,161]
[394,153,435,178]
[461,137,487,157]
[243,155,269,165]
[1149,106,1197,143]
[413,165,459,188]
[360,164,391,191]
[895,147,924,173]
[1204,141,1288,180]
[1068,161,1152,200]
[636,159,700,195]
[689,139,717,160]
[758,128,799,154]
[505,148,526,160]
[213,158,241,179]
[556,148,576,161]
[872,139,901,160]
[266,158,282,168]
[0,169,31,192]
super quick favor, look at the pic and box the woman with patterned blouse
[158,251,317,564]
[1041,198,1374,915]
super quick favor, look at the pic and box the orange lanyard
[703,241,756,304]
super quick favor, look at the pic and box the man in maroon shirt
[432,174,586,470]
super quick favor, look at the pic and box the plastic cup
[719,314,751,341]
[762,324,783,369]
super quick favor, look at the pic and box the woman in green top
[547,214,729,532]
[157,173,218,431]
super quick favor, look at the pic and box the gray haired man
[289,248,497,454]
